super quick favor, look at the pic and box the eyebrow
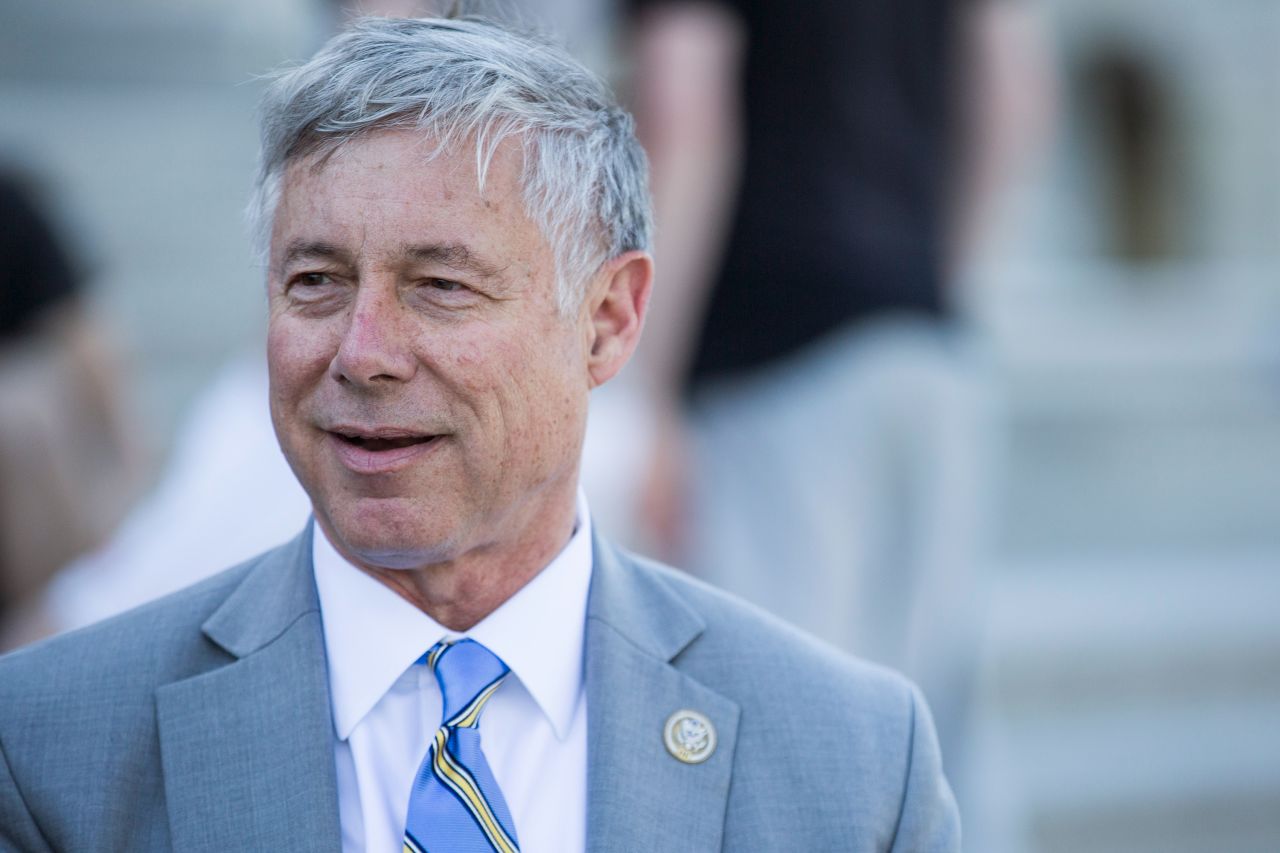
[404,243,506,280]
[279,240,506,281]
[280,240,351,268]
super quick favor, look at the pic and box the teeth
[341,433,430,451]
[367,437,418,450]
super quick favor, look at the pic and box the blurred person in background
[0,171,145,648]
[618,0,1052,799]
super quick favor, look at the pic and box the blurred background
[2,1,1278,851]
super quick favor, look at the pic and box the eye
[409,277,480,311]
[281,270,343,306]
[284,271,333,290]
[424,278,464,292]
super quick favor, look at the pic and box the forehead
[271,130,540,263]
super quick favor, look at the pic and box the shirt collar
[313,492,593,743]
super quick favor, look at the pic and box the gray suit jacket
[0,526,958,851]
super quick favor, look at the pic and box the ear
[582,250,653,389]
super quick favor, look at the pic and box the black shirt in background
[629,0,956,389]
[0,174,80,340]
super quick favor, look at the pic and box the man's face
[267,130,593,571]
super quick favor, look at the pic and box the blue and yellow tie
[403,639,520,853]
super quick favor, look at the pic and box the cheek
[270,316,334,368]
[439,318,588,453]
[508,335,589,454]
[267,319,335,411]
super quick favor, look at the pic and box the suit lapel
[585,536,740,852]
[156,525,342,852]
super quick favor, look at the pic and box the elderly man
[0,17,958,853]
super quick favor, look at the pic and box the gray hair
[247,16,651,311]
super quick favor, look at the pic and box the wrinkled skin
[267,130,650,628]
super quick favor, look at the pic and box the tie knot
[424,638,509,728]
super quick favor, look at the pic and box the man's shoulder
[0,548,274,712]
[607,550,958,848]
[619,550,920,724]
[0,535,329,850]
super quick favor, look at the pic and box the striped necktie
[404,638,520,853]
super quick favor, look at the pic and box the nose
[329,284,417,389]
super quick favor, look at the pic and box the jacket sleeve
[0,735,52,853]
[888,685,961,853]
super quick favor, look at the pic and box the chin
[321,496,465,570]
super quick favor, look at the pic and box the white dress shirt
[313,493,592,853]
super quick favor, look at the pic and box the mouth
[332,431,438,452]
[325,427,445,473]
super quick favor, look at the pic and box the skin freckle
[266,129,603,631]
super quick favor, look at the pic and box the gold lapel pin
[663,709,716,764]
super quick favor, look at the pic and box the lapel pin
[663,709,716,764]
